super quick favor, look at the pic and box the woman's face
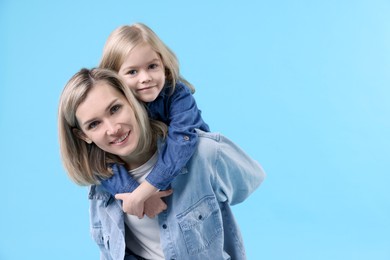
[75,82,140,158]
[118,43,166,103]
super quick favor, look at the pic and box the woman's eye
[127,69,137,76]
[111,104,121,114]
[88,121,99,129]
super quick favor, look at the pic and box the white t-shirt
[124,152,164,260]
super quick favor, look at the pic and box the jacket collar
[88,185,114,207]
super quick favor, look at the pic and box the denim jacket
[89,130,266,260]
[101,82,210,193]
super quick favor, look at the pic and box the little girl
[99,23,210,218]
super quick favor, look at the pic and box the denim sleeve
[100,163,140,195]
[145,84,209,190]
[213,134,266,205]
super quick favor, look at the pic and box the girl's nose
[139,70,152,83]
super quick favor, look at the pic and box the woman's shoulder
[195,130,247,161]
[193,130,221,157]
[196,129,221,142]
[88,185,112,201]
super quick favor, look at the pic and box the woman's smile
[75,82,141,158]
[110,131,131,145]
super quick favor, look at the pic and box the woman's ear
[72,128,92,144]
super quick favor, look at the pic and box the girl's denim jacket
[101,82,210,193]
[89,130,266,260]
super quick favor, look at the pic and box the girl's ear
[72,128,92,144]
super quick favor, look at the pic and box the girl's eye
[149,63,159,70]
[110,104,121,114]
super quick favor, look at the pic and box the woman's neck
[121,147,157,171]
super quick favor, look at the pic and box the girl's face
[118,43,166,103]
[75,82,140,160]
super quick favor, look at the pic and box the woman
[58,68,265,259]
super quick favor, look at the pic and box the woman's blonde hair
[58,68,167,185]
[99,23,194,93]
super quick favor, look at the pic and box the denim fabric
[89,185,125,260]
[101,82,210,194]
[101,164,140,195]
[89,130,266,260]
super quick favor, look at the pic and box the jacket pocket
[177,196,223,255]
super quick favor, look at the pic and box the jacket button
[183,135,190,141]
[162,224,167,229]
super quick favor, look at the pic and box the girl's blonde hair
[99,23,194,93]
[58,68,167,185]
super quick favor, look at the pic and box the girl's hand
[115,192,145,218]
[115,190,173,218]
[115,181,159,218]
[144,190,173,218]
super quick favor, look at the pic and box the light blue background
[1,1,389,259]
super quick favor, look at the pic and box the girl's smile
[118,43,166,103]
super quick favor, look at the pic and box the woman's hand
[144,190,173,218]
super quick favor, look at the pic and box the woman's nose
[106,122,120,135]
